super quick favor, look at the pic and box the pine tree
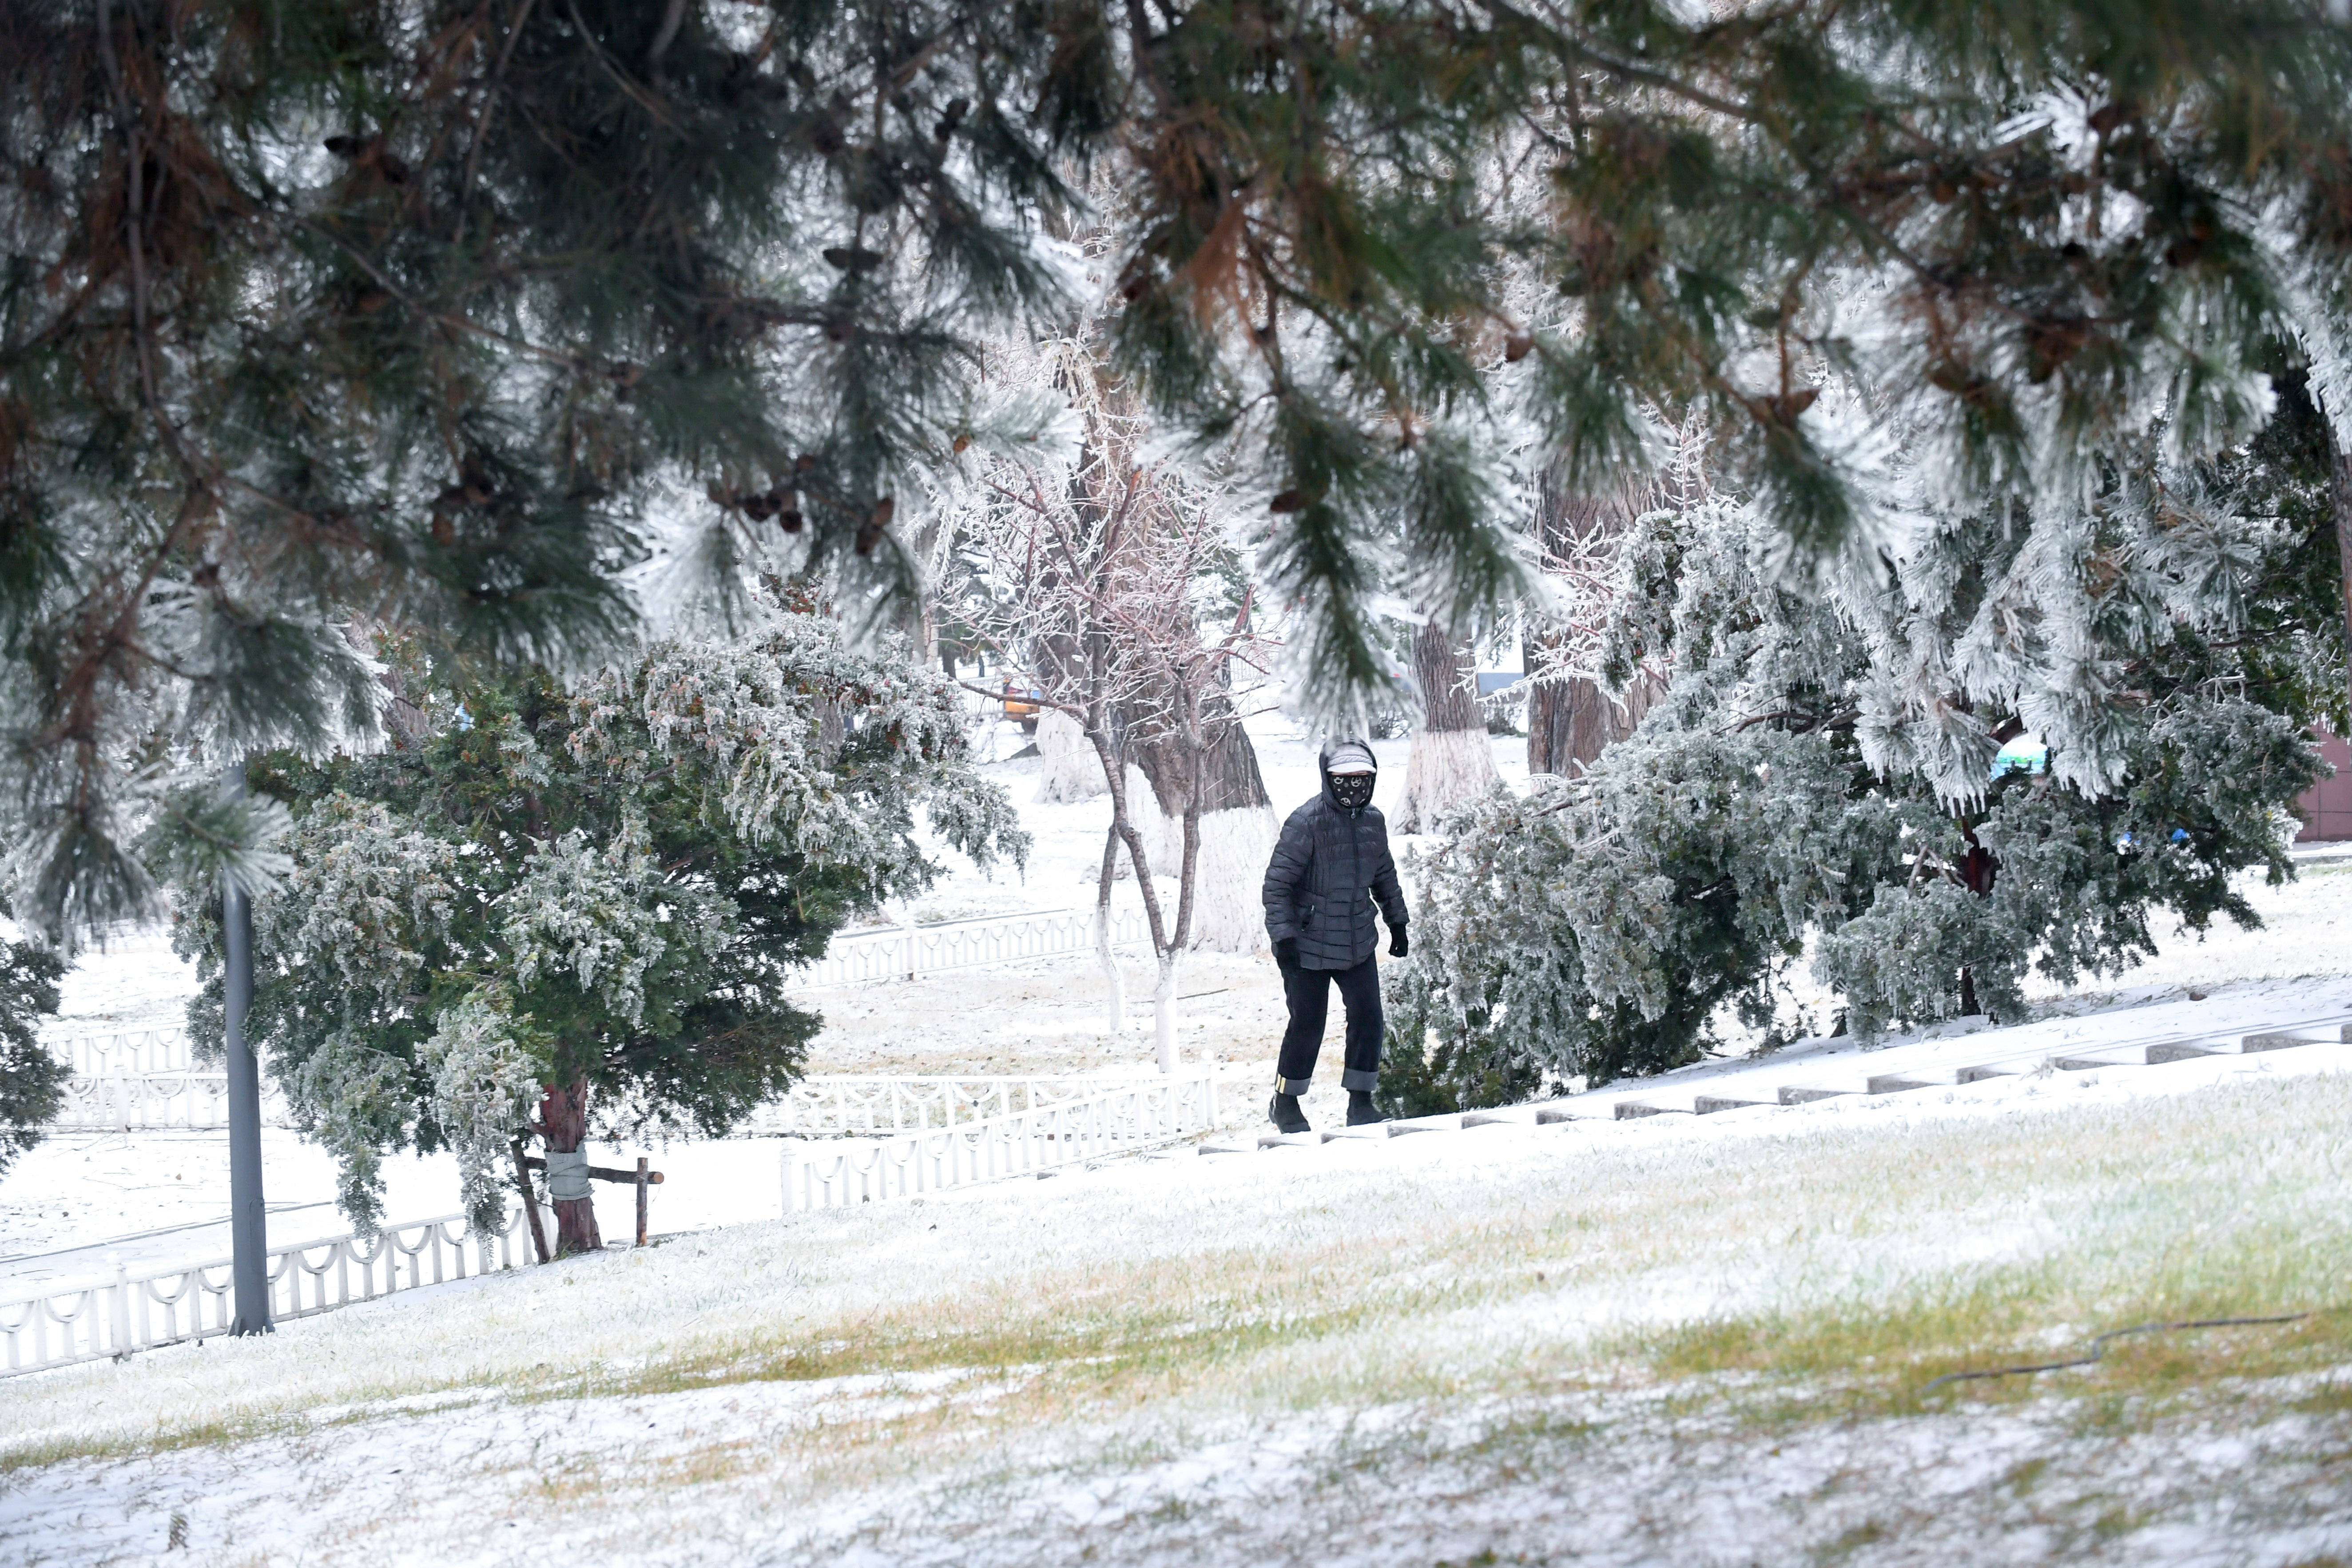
[0,938,67,1179]
[7,1,2352,943]
[1386,409,2341,1098]
[169,607,1025,1246]
[0,0,1081,937]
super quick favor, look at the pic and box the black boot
[1268,1092,1310,1134]
[1347,1091,1385,1127]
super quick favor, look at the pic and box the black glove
[1388,924,1409,960]
[1273,936,1299,968]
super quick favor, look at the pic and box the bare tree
[940,347,1272,1067]
[1520,423,1706,774]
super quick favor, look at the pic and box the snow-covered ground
[5,1036,2351,1564]
[12,719,2352,1290]
[8,716,2352,1564]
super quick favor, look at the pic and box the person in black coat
[1260,738,1409,1132]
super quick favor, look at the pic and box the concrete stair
[1193,1000,2352,1164]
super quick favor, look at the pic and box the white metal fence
[780,1067,1216,1211]
[50,1069,242,1132]
[42,1028,292,1132]
[0,1209,525,1379]
[794,906,1149,990]
[39,906,1148,1127]
[59,1028,193,1078]
[753,1070,1196,1136]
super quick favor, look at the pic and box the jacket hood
[1318,738,1377,810]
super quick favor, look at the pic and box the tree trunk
[1036,707,1109,801]
[1150,788,1202,1073]
[1127,688,1273,817]
[1955,821,1999,1020]
[1395,617,1498,833]
[1093,824,1126,1033]
[1123,688,1279,952]
[538,1080,602,1256]
[1091,721,1183,1071]
[1525,471,1653,776]
[1152,948,1179,1073]
[1527,673,1654,776]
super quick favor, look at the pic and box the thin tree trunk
[511,1137,550,1264]
[1089,722,1181,1071]
[538,1080,602,1256]
[1094,824,1126,1033]
[1955,821,1999,1019]
[1396,617,1498,833]
[1123,685,1277,952]
[1152,739,1204,1074]
[1152,949,1179,1072]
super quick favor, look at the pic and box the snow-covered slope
[5,1024,2350,1566]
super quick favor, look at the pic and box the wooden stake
[635,1155,650,1247]
[511,1138,551,1264]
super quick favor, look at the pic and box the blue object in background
[1990,732,2047,779]
[1476,671,1523,696]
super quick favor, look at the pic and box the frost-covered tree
[942,357,1274,1060]
[12,1,2352,947]
[1385,422,2337,1107]
[172,610,1025,1250]
[0,938,67,1180]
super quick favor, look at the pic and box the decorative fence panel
[40,906,1149,1127]
[0,1209,524,1379]
[48,1070,250,1132]
[780,1068,1216,1211]
[793,906,1150,990]
[59,1028,195,1079]
[752,1069,1197,1137]
[44,1029,288,1132]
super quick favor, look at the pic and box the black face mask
[1330,772,1375,810]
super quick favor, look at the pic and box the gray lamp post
[222,756,271,1336]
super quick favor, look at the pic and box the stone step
[1613,1101,1691,1120]
[1462,1106,1545,1128]
[1388,1113,1463,1136]
[2243,1023,2352,1051]
[1199,1014,2352,1162]
[2050,1049,2146,1072]
[1867,1070,1963,1094]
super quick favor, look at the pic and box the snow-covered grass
[6,1046,2352,1564]
[11,711,2352,1562]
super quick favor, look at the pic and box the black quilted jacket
[1261,742,1408,970]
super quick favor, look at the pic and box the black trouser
[1275,953,1383,1095]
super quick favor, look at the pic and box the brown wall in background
[2296,731,2352,842]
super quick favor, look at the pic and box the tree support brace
[518,1152,666,1248]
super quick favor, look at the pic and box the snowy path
[1203,977,2352,1154]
